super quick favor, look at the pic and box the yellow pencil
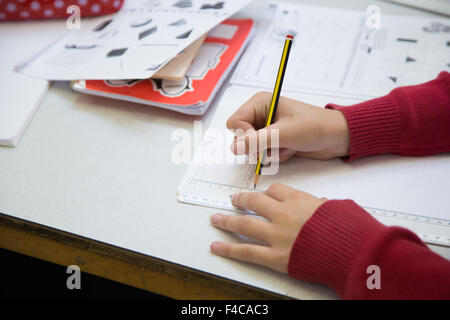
[254,34,294,189]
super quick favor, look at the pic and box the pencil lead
[253,184,256,189]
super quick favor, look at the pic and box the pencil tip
[253,174,260,190]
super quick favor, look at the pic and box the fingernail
[211,214,221,225]
[211,241,221,253]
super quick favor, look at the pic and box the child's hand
[227,92,350,161]
[210,184,326,273]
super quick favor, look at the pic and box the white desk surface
[0,0,448,300]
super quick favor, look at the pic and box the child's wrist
[326,110,350,158]
[336,110,350,156]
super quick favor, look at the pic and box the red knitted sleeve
[288,200,450,299]
[326,71,450,161]
[288,72,450,299]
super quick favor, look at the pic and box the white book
[0,21,65,147]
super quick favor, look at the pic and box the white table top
[0,0,447,299]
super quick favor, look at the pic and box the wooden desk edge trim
[0,212,292,300]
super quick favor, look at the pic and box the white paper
[178,85,450,223]
[231,2,450,99]
[0,21,65,147]
[17,0,251,80]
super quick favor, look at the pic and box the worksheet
[72,19,255,115]
[231,2,450,99]
[178,85,450,246]
[17,0,251,80]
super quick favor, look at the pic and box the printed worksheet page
[17,0,251,80]
[231,2,449,99]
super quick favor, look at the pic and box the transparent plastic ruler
[178,179,450,248]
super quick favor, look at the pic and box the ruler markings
[180,179,450,247]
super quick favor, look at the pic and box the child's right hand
[227,92,350,161]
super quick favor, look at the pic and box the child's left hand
[210,183,326,273]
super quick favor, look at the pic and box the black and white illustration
[17,0,250,80]
[232,2,449,100]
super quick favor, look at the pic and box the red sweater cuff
[326,95,402,161]
[288,201,450,299]
[287,200,385,294]
[326,71,450,161]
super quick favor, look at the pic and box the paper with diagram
[16,0,251,80]
[177,85,450,247]
[231,2,450,99]
[177,2,450,246]
[72,19,254,115]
